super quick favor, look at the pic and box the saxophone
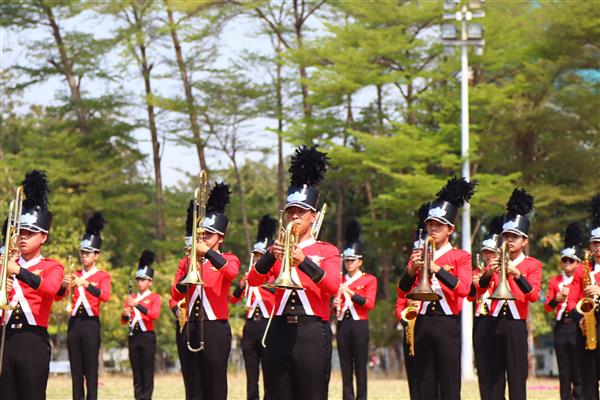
[401,306,418,356]
[577,250,597,350]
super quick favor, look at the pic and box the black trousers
[0,326,51,400]
[485,318,528,400]
[473,316,490,400]
[577,322,600,400]
[182,320,231,400]
[174,322,192,400]
[262,317,332,400]
[128,331,156,400]
[336,319,369,400]
[554,320,582,400]
[411,314,461,400]
[242,318,268,400]
[68,317,101,400]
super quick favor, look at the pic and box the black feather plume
[506,188,534,216]
[417,202,430,224]
[256,215,277,242]
[592,193,600,224]
[489,215,504,236]
[138,250,155,268]
[185,200,194,235]
[344,219,361,245]
[206,182,231,214]
[85,212,105,235]
[22,170,50,210]
[564,223,582,248]
[1,217,7,240]
[435,176,477,208]
[289,145,330,187]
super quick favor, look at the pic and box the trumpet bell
[180,269,205,286]
[406,288,441,302]
[489,282,515,300]
[272,272,302,290]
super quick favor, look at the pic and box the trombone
[0,186,23,376]
[489,240,515,300]
[64,255,76,314]
[406,235,441,302]
[181,171,208,352]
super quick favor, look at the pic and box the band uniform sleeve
[467,283,477,301]
[98,272,111,302]
[232,285,244,300]
[544,278,558,312]
[254,251,276,275]
[36,262,64,297]
[308,244,341,296]
[121,300,130,325]
[16,267,41,289]
[478,271,492,289]
[395,288,407,321]
[451,251,472,297]
[398,268,416,293]
[358,275,377,310]
[298,257,325,283]
[521,258,542,302]
[351,294,366,306]
[171,305,179,317]
[515,275,533,295]
[56,285,67,298]
[135,304,149,315]
[205,249,227,269]
[171,257,189,301]
[435,268,459,290]
[147,295,161,321]
[217,254,240,282]
[86,284,101,298]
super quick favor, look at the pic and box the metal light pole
[442,0,485,381]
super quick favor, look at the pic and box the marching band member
[0,170,65,399]
[334,219,377,400]
[544,223,583,400]
[171,182,240,400]
[247,145,341,400]
[468,215,502,400]
[574,193,600,400]
[121,250,161,400]
[230,215,277,400]
[57,212,112,400]
[478,188,542,400]
[397,177,476,400]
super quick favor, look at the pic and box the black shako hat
[561,223,583,261]
[425,177,476,227]
[413,202,430,250]
[502,188,534,237]
[80,212,105,252]
[202,182,231,236]
[253,215,277,254]
[481,215,503,252]
[185,200,194,248]
[342,219,363,259]
[591,193,600,242]
[135,250,155,280]
[20,170,53,233]
[285,145,329,211]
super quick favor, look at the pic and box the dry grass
[47,372,560,399]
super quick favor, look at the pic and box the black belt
[4,323,47,335]
[276,315,322,324]
[249,313,265,321]
[71,315,99,320]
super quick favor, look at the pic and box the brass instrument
[181,170,208,352]
[310,203,328,239]
[475,254,488,316]
[401,306,418,356]
[65,255,76,314]
[490,241,516,300]
[576,250,597,350]
[127,279,134,336]
[406,236,441,302]
[177,299,186,334]
[0,186,23,376]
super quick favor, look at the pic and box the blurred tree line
[1,0,598,373]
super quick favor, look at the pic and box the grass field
[46,372,560,399]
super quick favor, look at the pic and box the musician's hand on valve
[6,259,20,276]
[408,250,423,277]
[292,246,305,266]
[74,276,89,288]
[555,287,569,303]
[6,276,14,293]
[270,241,284,260]
[196,241,210,258]
[584,284,600,297]
[429,262,441,274]
[487,256,501,275]
[506,265,521,279]
[126,296,138,308]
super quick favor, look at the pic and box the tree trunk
[40,1,88,135]
[293,0,312,126]
[275,36,285,210]
[365,181,389,299]
[133,7,166,244]
[231,155,252,251]
[165,1,208,173]
[376,84,384,134]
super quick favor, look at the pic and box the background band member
[397,177,476,400]
[230,215,277,400]
[334,219,377,400]
[575,193,600,400]
[171,182,240,400]
[121,251,161,400]
[468,215,502,400]
[57,212,112,400]
[396,202,429,400]
[247,145,341,400]
[478,188,542,400]
[0,170,65,399]
[544,223,583,400]
[169,200,194,400]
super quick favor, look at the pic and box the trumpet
[401,306,418,356]
[577,250,597,350]
[406,235,441,302]
[65,255,76,314]
[181,170,208,352]
[0,186,23,376]
[475,254,488,316]
[489,241,516,300]
[310,203,327,239]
